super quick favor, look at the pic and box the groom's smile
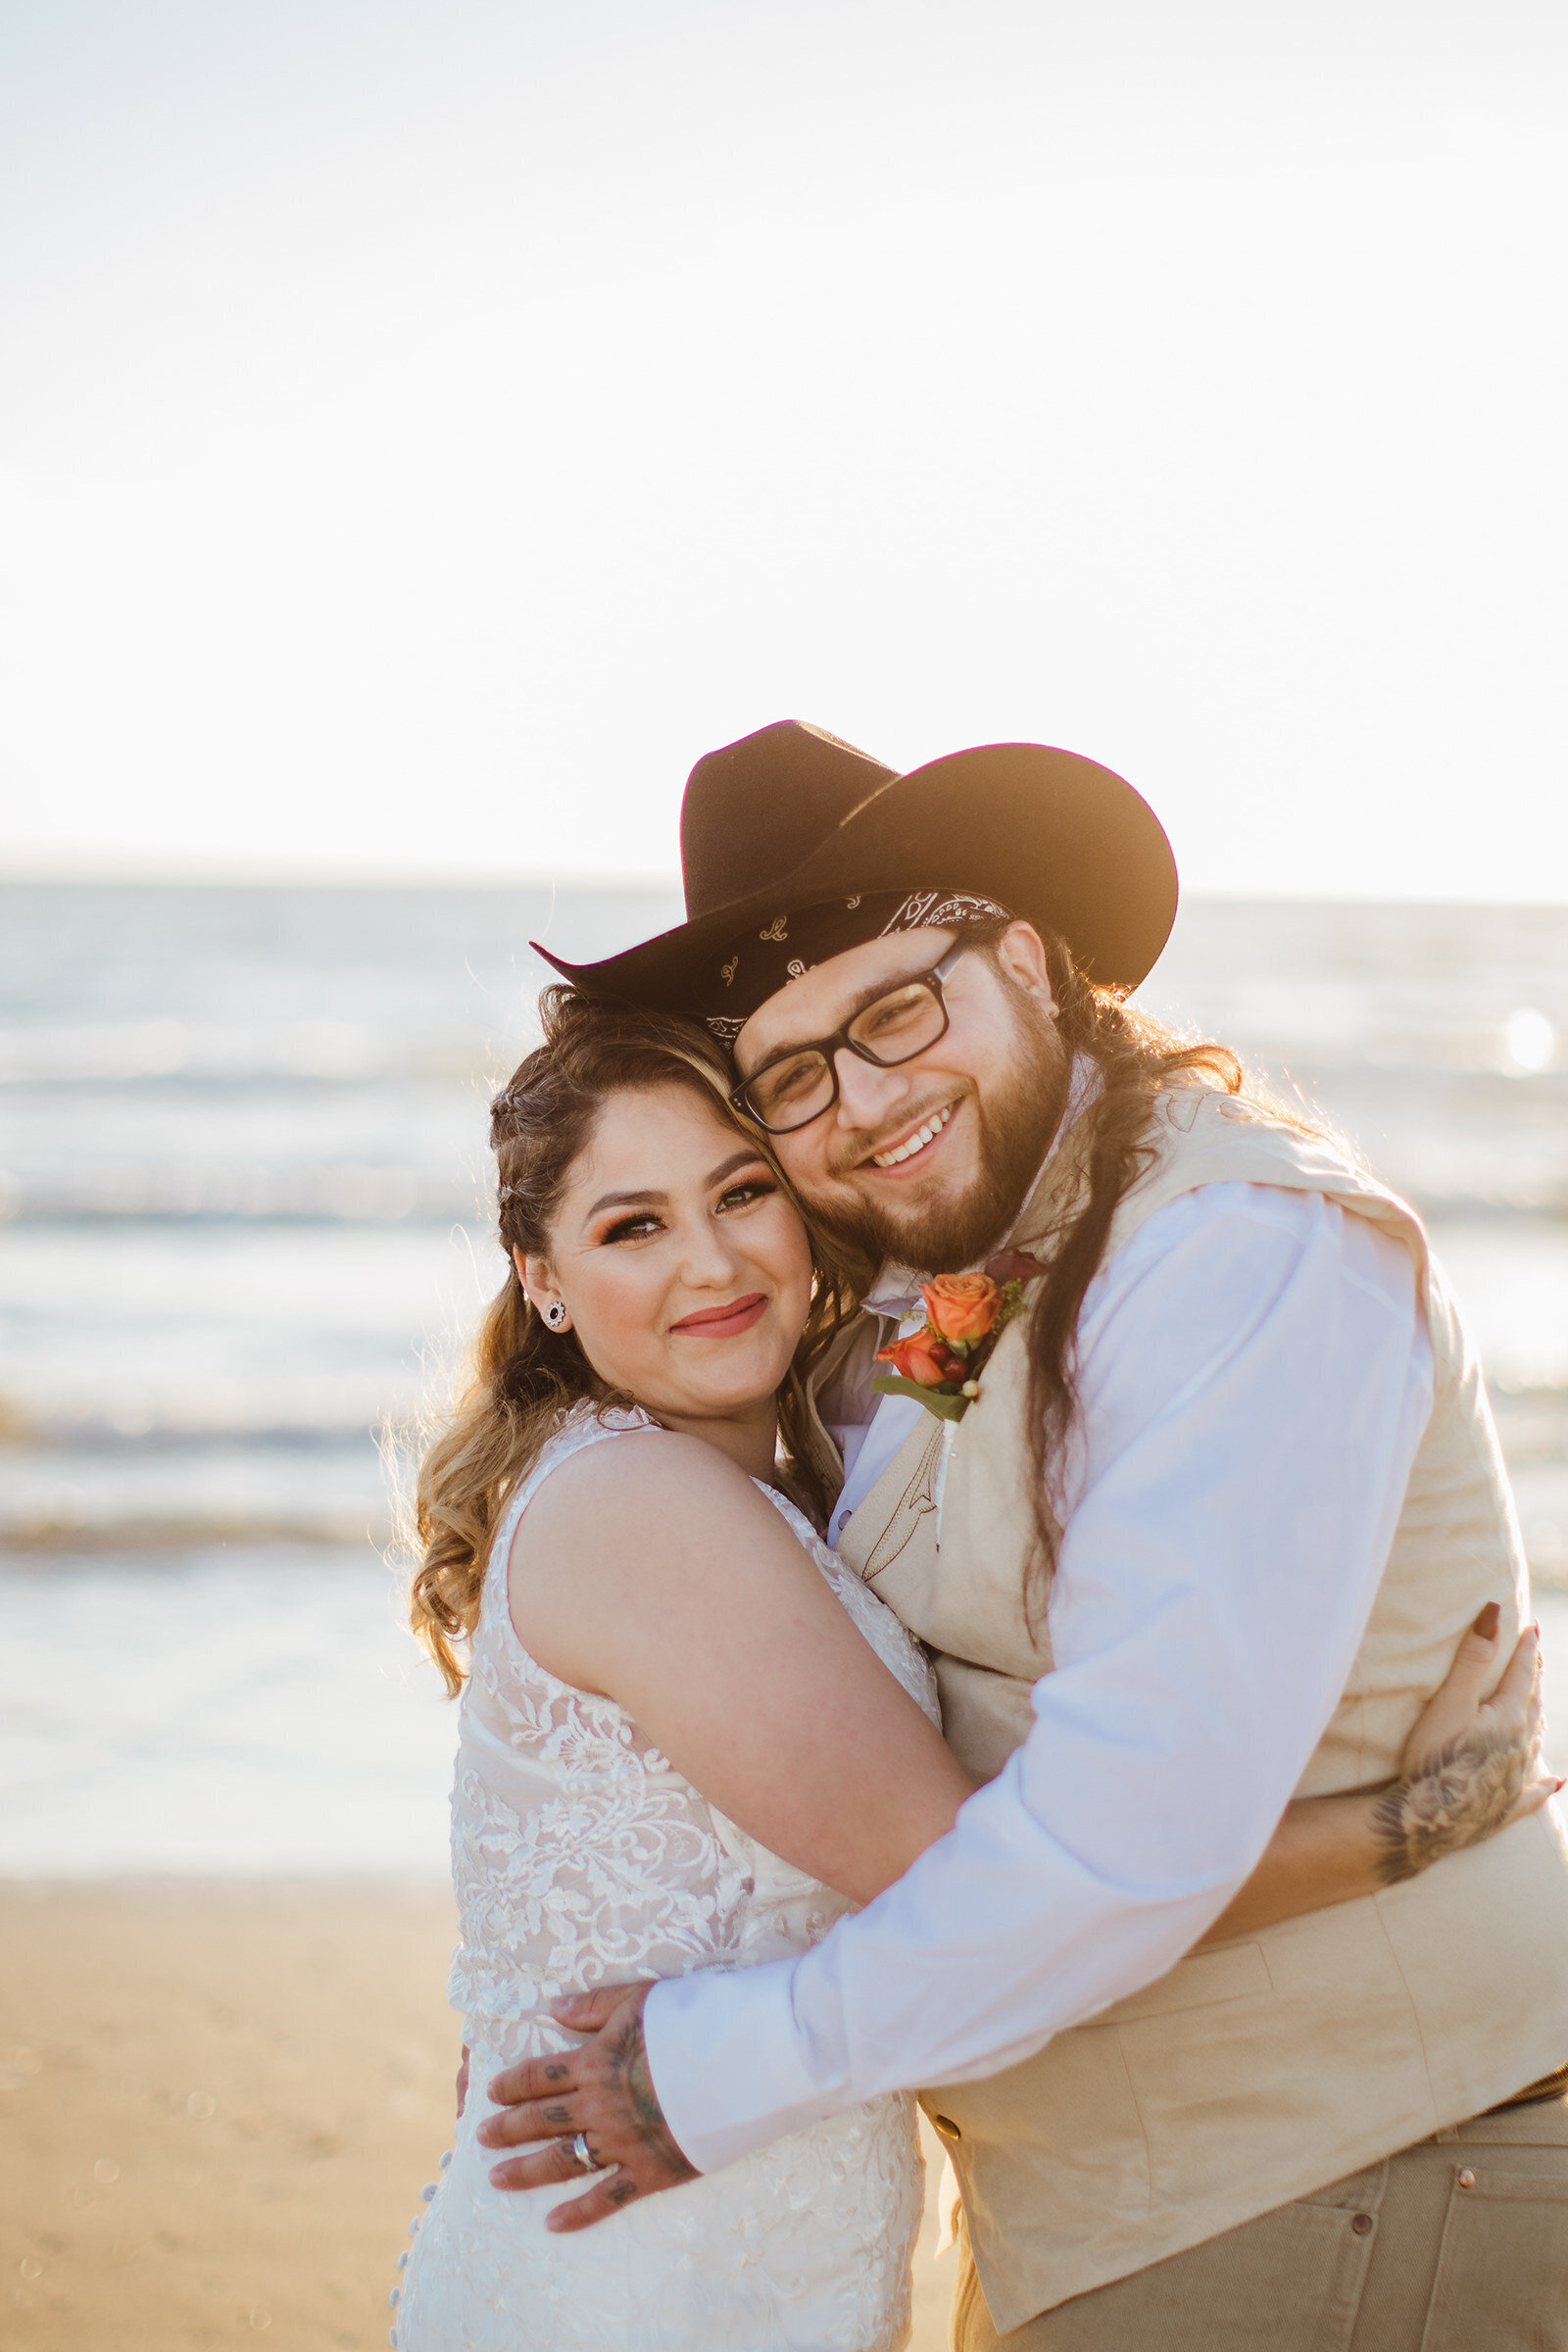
[865,1100,956,1172]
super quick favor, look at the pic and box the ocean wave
[0,1166,481,1221]
[0,1020,511,1085]
[0,1424,403,1553]
[0,1514,392,1555]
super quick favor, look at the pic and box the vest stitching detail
[1368,1897,1445,2140]
[859,1424,945,1584]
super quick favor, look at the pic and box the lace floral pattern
[395,1404,938,2352]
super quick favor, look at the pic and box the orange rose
[921,1271,1002,1346]
[876,1329,965,1389]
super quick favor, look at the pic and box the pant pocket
[1419,2163,1568,2352]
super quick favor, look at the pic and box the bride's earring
[543,1299,569,1332]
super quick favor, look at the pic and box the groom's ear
[996,921,1056,1016]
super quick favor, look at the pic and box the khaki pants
[951,2096,1568,2352]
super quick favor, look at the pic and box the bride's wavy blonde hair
[410,986,862,1694]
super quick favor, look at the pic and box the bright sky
[3,0,1565,897]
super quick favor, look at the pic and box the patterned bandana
[697,888,1013,1045]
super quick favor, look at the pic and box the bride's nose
[675,1213,746,1290]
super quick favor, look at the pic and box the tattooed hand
[1373,1604,1558,1885]
[477,1982,698,2230]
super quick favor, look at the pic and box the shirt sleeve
[643,1183,1436,2174]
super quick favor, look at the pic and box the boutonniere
[871,1252,1045,1424]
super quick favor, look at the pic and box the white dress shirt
[644,1178,1436,2175]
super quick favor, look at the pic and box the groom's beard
[808,989,1070,1277]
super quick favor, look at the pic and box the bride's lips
[669,1293,769,1339]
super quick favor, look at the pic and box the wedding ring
[570,2131,599,2173]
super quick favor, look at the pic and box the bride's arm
[509,1431,976,1906]
[510,1433,1551,1931]
[1197,1606,1553,1946]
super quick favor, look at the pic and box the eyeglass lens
[743,979,949,1132]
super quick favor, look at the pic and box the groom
[483,723,1568,2344]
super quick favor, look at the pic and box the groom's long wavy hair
[999,923,1330,1601]
[410,990,855,1695]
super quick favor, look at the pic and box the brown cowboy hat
[531,720,1178,1011]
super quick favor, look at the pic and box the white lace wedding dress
[393,1403,936,2352]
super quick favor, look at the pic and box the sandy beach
[0,1880,953,2351]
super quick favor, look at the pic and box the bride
[391,989,1545,2352]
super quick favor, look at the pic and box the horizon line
[2,854,1567,910]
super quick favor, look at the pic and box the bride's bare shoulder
[516,1426,774,1560]
[507,1426,804,1687]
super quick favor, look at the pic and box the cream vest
[814,1084,1568,2331]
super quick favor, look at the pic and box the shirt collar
[860,1054,1101,1324]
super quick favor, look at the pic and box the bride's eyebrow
[584,1152,764,1223]
[704,1149,772,1190]
[586,1186,666,1219]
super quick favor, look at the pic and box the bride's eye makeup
[716,1174,777,1213]
[592,1166,776,1246]
[599,1210,664,1245]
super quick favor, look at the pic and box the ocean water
[2,882,1566,1874]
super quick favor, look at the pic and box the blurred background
[2,3,1566,2345]
[3,886,1566,1879]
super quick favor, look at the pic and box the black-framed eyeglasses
[729,946,967,1135]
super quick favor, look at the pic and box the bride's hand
[1198,1605,1556,1946]
[1376,1605,1558,1883]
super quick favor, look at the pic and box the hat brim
[531,743,1177,1012]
